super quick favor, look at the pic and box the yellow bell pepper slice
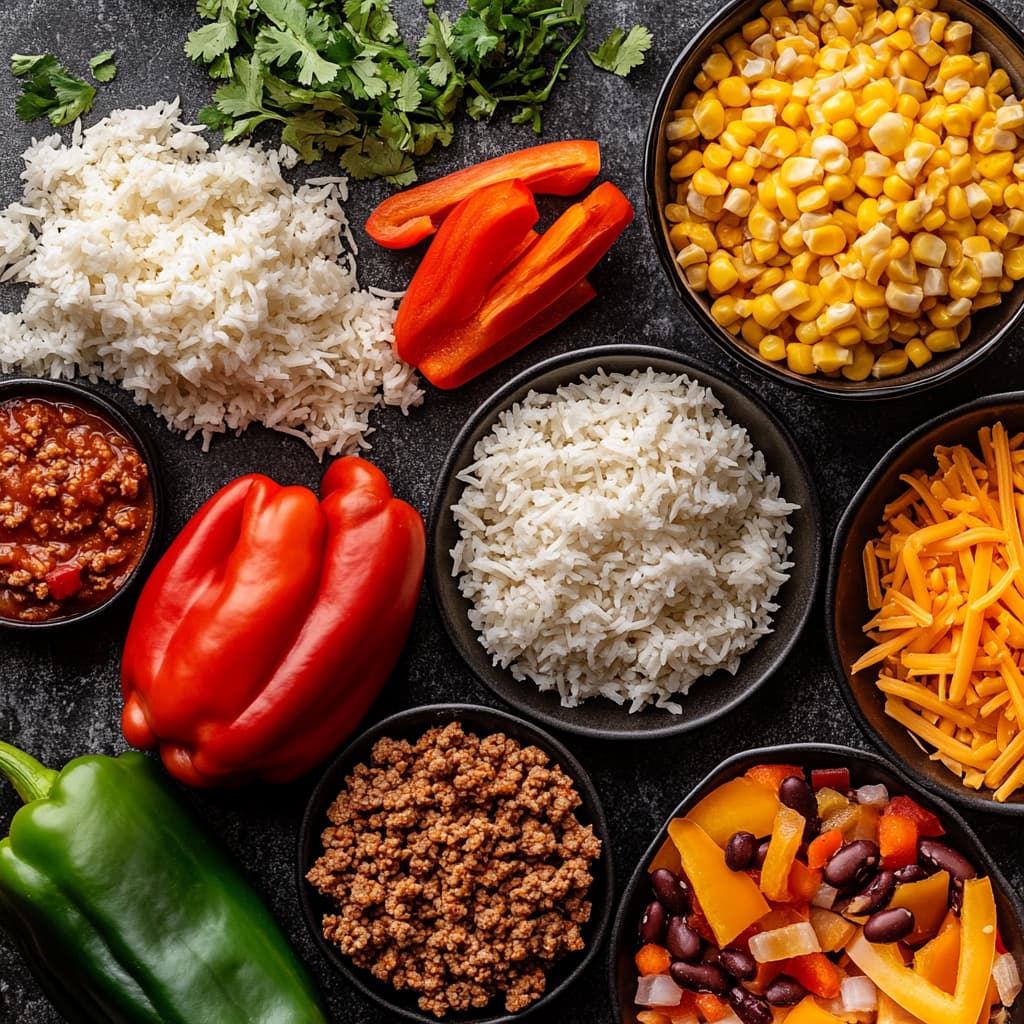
[914,910,960,992]
[784,995,847,1023]
[668,817,770,946]
[846,876,998,1024]
[760,805,806,901]
[877,992,927,1024]
[889,870,951,946]
[686,777,781,847]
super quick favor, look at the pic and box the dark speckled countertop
[0,1,1021,1022]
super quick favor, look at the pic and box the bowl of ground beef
[0,376,163,629]
[298,703,613,1023]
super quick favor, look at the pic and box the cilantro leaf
[10,54,98,126]
[186,20,240,62]
[587,25,651,77]
[89,50,117,83]
[418,13,456,87]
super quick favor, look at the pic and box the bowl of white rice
[428,345,822,739]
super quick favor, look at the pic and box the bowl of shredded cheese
[828,392,1024,813]
[645,0,1024,396]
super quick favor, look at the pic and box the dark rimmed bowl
[297,703,614,1024]
[644,0,1024,399]
[609,743,1024,1022]
[428,345,822,740]
[0,376,164,631]
[828,392,1024,815]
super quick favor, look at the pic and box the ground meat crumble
[306,721,602,1017]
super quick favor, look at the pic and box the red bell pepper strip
[883,794,945,836]
[120,457,425,787]
[412,181,633,389]
[365,140,601,248]
[44,564,82,601]
[393,179,539,365]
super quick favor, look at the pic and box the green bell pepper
[0,740,327,1024]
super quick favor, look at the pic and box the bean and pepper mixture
[632,763,1021,1024]
[0,395,153,623]
[306,721,601,1018]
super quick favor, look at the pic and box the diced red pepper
[879,811,920,868]
[745,763,806,793]
[884,794,945,836]
[44,564,82,601]
[409,181,633,389]
[365,140,601,248]
[807,828,844,869]
[811,767,850,791]
[782,952,841,998]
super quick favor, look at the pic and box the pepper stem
[0,741,59,803]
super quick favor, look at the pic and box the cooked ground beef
[306,721,601,1017]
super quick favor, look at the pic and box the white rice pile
[0,100,421,456]
[450,369,798,713]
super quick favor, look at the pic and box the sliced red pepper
[394,179,538,367]
[782,952,841,998]
[365,140,601,248]
[44,564,82,601]
[884,794,945,836]
[415,182,633,389]
[120,458,425,787]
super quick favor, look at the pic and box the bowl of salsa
[0,377,163,628]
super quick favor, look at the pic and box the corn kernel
[842,343,876,380]
[869,112,912,155]
[719,76,751,106]
[804,224,847,255]
[949,257,982,298]
[711,295,742,326]
[703,51,734,82]
[751,293,786,328]
[695,96,726,139]
[872,350,910,377]
[924,327,960,351]
[786,342,817,374]
[758,334,788,361]
[693,167,729,197]
[905,338,933,367]
[911,233,947,267]
[762,126,800,160]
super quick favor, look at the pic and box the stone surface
[0,1,1022,1022]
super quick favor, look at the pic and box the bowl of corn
[645,0,1024,396]
[827,392,1024,815]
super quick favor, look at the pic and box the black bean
[719,947,757,980]
[755,838,772,868]
[726,831,757,871]
[670,961,730,994]
[779,776,816,820]
[894,864,928,884]
[824,839,880,889]
[864,906,915,943]
[651,868,691,914]
[764,975,808,1006]
[727,985,774,1024]
[846,869,896,916]
[666,916,701,962]
[918,840,978,882]
[637,900,666,946]
[951,879,964,917]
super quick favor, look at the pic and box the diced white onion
[841,975,878,1013]
[994,952,1023,1006]
[748,921,821,962]
[811,882,839,909]
[635,973,683,1007]
[855,784,889,807]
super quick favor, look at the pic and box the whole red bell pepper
[365,140,601,248]
[120,457,425,787]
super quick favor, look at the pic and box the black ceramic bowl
[644,0,1024,399]
[297,703,613,1024]
[609,743,1024,1023]
[0,376,163,631]
[428,345,822,740]
[828,392,1024,815]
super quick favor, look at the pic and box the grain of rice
[450,369,798,713]
[0,100,421,457]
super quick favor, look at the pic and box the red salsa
[0,394,154,623]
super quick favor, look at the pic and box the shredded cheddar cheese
[854,422,1024,802]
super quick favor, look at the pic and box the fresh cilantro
[10,53,100,126]
[587,26,652,77]
[186,0,651,183]
[89,50,117,83]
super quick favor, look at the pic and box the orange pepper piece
[787,859,823,904]
[746,763,806,793]
[807,828,843,869]
[694,992,730,1021]
[783,952,841,998]
[760,806,805,901]
[635,943,671,976]
[879,812,920,868]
